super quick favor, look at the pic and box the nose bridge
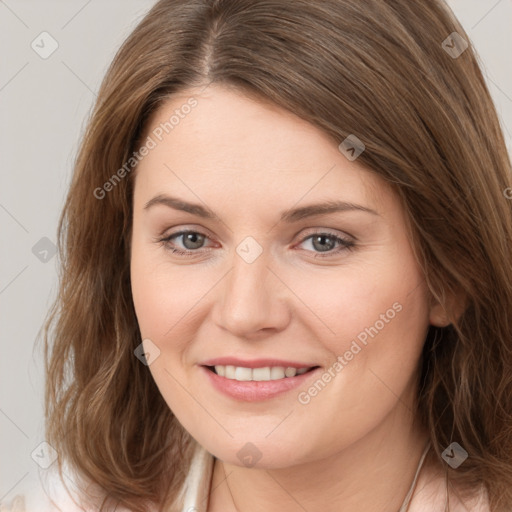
[214,237,289,336]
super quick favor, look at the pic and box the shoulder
[0,495,26,512]
[409,460,490,512]
[448,483,490,512]
[0,447,212,512]
[0,469,134,512]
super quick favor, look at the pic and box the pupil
[184,233,204,249]
[313,235,334,252]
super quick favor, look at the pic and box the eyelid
[157,226,356,258]
[296,226,357,242]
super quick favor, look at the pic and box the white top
[0,443,491,511]
[0,443,213,512]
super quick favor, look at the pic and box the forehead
[135,84,390,215]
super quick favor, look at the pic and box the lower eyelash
[310,235,355,258]
[158,230,210,256]
[158,231,355,257]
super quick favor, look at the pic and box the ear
[429,288,466,327]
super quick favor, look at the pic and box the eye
[156,229,355,259]
[297,231,355,257]
[158,230,213,256]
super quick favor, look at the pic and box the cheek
[300,247,430,397]
[130,239,217,358]
[290,254,428,353]
[130,237,185,342]
[289,267,429,457]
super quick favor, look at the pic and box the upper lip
[200,357,319,369]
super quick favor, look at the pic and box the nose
[212,245,291,338]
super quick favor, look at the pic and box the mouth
[200,363,322,401]
[203,364,320,381]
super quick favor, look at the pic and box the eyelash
[157,229,355,258]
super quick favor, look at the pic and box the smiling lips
[208,365,312,381]
[200,357,321,401]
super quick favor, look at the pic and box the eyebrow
[143,194,379,222]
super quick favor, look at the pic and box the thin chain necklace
[221,440,433,512]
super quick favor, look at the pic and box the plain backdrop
[1,0,511,503]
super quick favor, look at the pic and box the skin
[130,84,476,511]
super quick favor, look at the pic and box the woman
[8,0,512,510]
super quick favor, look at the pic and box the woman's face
[130,84,439,467]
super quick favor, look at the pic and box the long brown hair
[43,1,512,510]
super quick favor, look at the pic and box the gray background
[1,0,511,503]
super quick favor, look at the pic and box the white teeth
[234,367,252,381]
[212,365,312,381]
[270,367,285,380]
[252,367,271,381]
[284,367,297,377]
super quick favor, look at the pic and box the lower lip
[200,365,321,401]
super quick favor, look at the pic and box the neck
[209,404,431,512]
